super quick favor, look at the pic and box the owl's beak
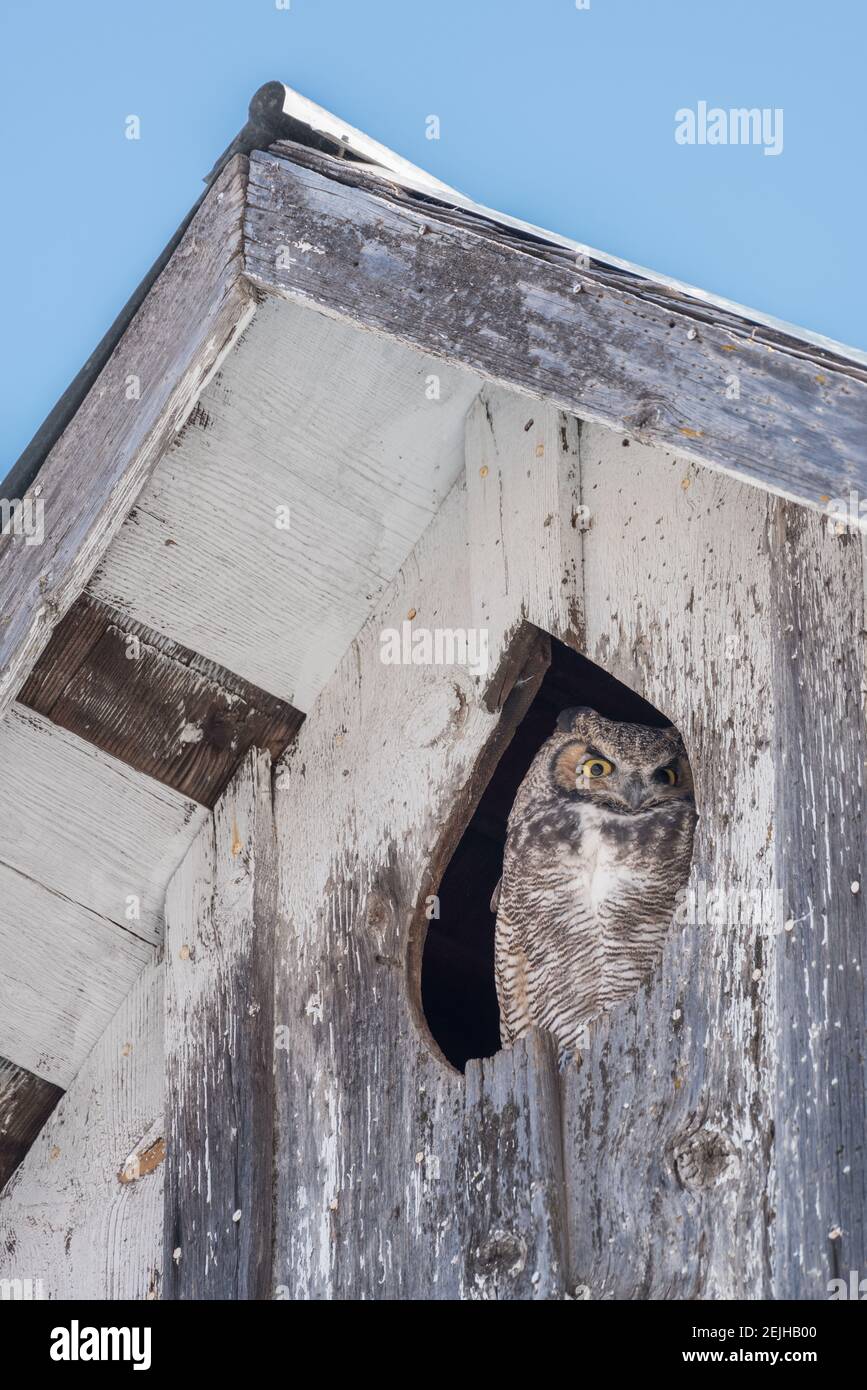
[620,775,646,811]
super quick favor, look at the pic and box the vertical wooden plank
[462,1030,567,1300]
[565,424,778,1299]
[271,470,568,1300]
[0,962,163,1300]
[163,749,276,1299]
[466,389,583,689]
[768,503,867,1295]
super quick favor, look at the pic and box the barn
[0,81,864,1301]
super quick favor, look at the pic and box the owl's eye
[656,764,678,786]
[581,757,613,778]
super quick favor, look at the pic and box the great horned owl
[492,706,696,1060]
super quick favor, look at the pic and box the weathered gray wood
[271,455,573,1299]
[560,422,866,1300]
[0,856,155,1091]
[163,750,277,1299]
[19,592,303,807]
[0,703,207,946]
[768,504,867,1295]
[270,393,865,1300]
[0,1058,63,1194]
[244,148,867,514]
[0,155,254,724]
[462,1031,567,1299]
[562,426,778,1299]
[0,961,164,1299]
[0,703,205,1086]
[266,129,865,372]
[89,295,483,710]
[465,388,583,669]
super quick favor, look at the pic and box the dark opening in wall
[420,636,672,1072]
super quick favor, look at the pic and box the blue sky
[2,0,864,465]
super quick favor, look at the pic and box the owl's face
[550,706,694,815]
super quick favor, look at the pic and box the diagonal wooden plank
[87,295,483,712]
[0,704,207,945]
[0,1057,64,1194]
[0,962,163,1298]
[19,593,303,807]
[0,857,154,1088]
[0,155,254,724]
[245,148,867,514]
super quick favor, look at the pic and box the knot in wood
[672,1126,738,1191]
[365,889,390,929]
[472,1228,527,1282]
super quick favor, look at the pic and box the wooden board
[270,441,576,1298]
[561,422,867,1299]
[88,295,483,711]
[163,751,276,1300]
[0,1058,63,1194]
[564,425,779,1298]
[0,704,207,946]
[0,962,163,1299]
[245,147,867,514]
[19,593,303,807]
[768,503,867,1295]
[0,860,153,1087]
[268,392,865,1300]
[0,156,254,724]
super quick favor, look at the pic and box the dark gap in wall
[420,636,668,1072]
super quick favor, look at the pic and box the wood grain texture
[89,295,483,711]
[163,750,276,1300]
[465,389,583,678]
[266,135,866,375]
[560,423,867,1300]
[0,860,153,1087]
[0,1058,63,1194]
[271,459,572,1299]
[19,593,303,807]
[0,155,254,724]
[0,961,164,1300]
[564,426,779,1299]
[0,703,207,946]
[768,503,867,1295]
[270,394,864,1299]
[245,147,867,514]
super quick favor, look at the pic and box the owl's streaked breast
[494,714,696,1060]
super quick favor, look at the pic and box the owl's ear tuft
[557,705,597,733]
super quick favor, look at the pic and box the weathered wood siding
[2,391,861,1301]
[163,751,277,1299]
[271,409,582,1299]
[89,296,483,711]
[0,962,163,1299]
[0,1059,63,1194]
[19,593,302,808]
[0,703,206,1087]
[245,146,867,513]
[267,394,865,1300]
[0,156,254,725]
